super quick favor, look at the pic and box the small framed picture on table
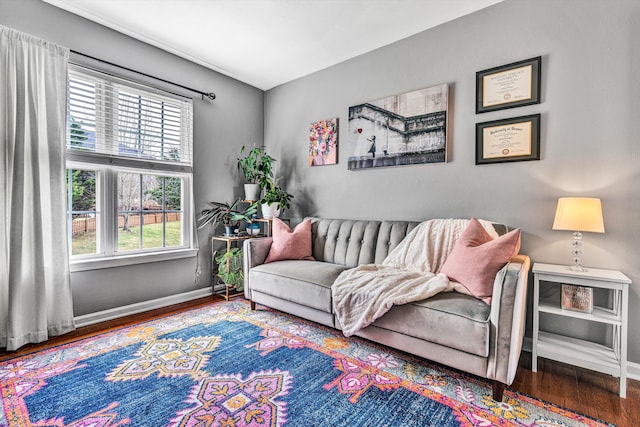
[561,284,594,313]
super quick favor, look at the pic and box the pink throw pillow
[264,218,315,263]
[440,218,521,304]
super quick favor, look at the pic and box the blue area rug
[0,299,613,426]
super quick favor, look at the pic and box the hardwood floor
[2,296,638,426]
[513,352,639,426]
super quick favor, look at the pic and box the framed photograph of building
[476,56,541,114]
[475,114,540,165]
[347,83,449,170]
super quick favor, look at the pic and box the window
[67,167,98,256]
[116,172,183,252]
[66,65,195,270]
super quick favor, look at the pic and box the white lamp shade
[552,197,605,233]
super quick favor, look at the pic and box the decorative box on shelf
[561,284,593,313]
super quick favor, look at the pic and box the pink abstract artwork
[309,118,338,166]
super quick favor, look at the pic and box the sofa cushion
[265,218,314,263]
[249,260,351,313]
[369,292,492,357]
[440,218,521,304]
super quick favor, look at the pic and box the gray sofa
[243,218,530,401]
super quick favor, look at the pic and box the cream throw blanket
[332,218,498,336]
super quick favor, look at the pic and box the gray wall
[1,0,264,315]
[264,0,640,363]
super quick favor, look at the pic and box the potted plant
[215,247,244,291]
[259,181,293,219]
[197,199,257,236]
[237,145,275,201]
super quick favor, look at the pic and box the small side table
[532,262,630,397]
[211,235,251,300]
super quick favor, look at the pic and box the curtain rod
[70,50,216,101]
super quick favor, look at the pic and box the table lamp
[552,197,605,272]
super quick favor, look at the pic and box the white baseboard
[73,287,213,328]
[522,337,640,381]
[627,361,640,381]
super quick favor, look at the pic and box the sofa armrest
[486,254,531,385]
[243,237,273,301]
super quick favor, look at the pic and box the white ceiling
[43,0,503,90]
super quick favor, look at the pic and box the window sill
[70,248,198,272]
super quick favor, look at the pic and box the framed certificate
[476,57,541,114]
[475,114,540,165]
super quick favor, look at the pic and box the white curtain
[0,26,75,351]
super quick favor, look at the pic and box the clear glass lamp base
[568,231,588,272]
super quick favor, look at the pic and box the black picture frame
[475,114,540,165]
[476,56,541,114]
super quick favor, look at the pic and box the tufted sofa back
[309,218,419,267]
[309,217,508,268]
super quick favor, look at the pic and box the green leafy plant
[197,199,257,230]
[237,145,275,188]
[260,181,293,211]
[215,247,244,291]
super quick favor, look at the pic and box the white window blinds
[67,66,193,171]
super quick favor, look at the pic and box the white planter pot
[246,226,260,236]
[243,183,261,201]
[261,202,281,219]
